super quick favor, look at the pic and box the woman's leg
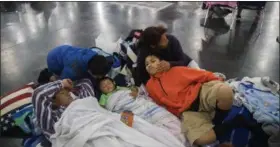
[237,8,242,18]
[236,6,242,22]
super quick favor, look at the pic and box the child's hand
[62,79,73,90]
[130,87,138,98]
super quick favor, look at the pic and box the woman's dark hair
[88,55,111,76]
[140,26,167,48]
[37,68,53,84]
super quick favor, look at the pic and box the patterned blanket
[105,88,189,146]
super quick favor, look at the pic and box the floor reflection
[0,1,279,96]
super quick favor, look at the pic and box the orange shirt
[146,67,221,117]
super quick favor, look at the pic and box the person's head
[53,89,73,107]
[88,55,111,79]
[141,25,169,49]
[98,77,116,94]
[37,68,57,85]
[145,54,162,75]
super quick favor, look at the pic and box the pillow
[0,83,35,137]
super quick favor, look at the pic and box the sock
[213,106,230,125]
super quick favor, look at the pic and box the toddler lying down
[98,77,189,146]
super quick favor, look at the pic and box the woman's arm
[168,35,193,67]
[188,60,200,69]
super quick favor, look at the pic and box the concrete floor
[1,2,279,95]
[0,1,279,146]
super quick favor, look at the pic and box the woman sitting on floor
[135,25,200,86]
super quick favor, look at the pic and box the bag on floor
[119,29,142,69]
[117,29,143,86]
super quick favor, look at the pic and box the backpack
[119,29,143,69]
[118,29,143,84]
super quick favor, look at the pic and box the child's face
[54,89,73,107]
[100,79,115,94]
[145,55,160,75]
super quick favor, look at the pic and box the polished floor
[0,1,279,145]
[1,2,279,96]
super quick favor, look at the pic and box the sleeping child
[98,77,190,146]
[32,79,95,140]
[145,54,251,146]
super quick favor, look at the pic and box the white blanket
[105,89,189,145]
[50,97,185,147]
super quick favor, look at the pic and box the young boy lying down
[145,54,249,146]
[32,79,95,140]
[98,77,189,145]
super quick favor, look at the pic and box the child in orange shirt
[145,54,238,145]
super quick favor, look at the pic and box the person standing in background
[236,2,266,22]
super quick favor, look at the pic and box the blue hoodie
[47,45,98,81]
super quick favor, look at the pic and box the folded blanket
[105,89,188,145]
[50,97,185,147]
[226,77,280,147]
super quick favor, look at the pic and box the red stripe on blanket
[0,93,32,109]
[0,85,34,99]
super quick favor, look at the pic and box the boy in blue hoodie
[47,45,112,81]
